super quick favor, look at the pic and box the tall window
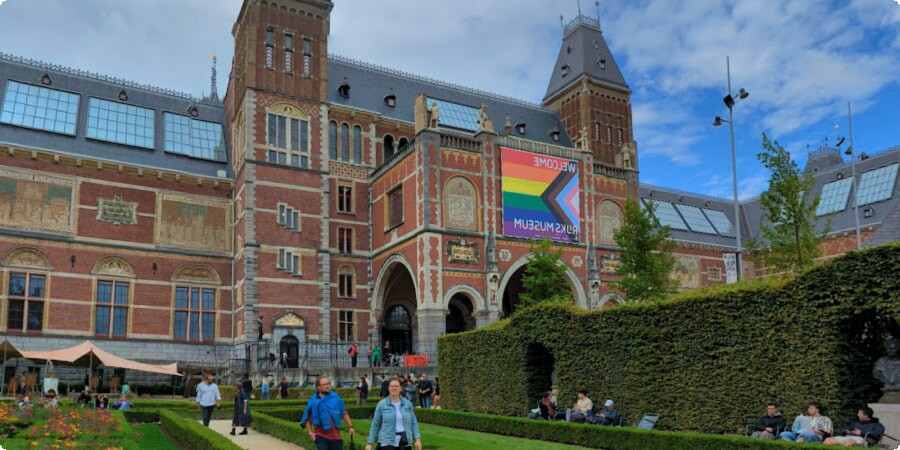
[95,280,129,337]
[7,272,45,332]
[338,227,353,254]
[266,110,309,168]
[284,33,293,73]
[265,28,275,69]
[352,125,362,163]
[174,286,215,341]
[329,121,338,160]
[302,37,312,77]
[338,266,355,298]
[340,123,350,161]
[338,310,355,341]
[388,187,403,228]
[337,184,353,213]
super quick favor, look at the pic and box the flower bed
[0,405,145,449]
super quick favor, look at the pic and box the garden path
[207,419,307,450]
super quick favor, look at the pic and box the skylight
[702,208,735,237]
[857,163,898,206]
[426,97,479,131]
[643,198,688,231]
[815,177,853,216]
[674,204,717,234]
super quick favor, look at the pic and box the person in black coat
[750,403,787,439]
[823,407,885,447]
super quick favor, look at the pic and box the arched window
[384,305,411,330]
[443,176,478,231]
[3,248,51,333]
[341,123,350,161]
[397,137,408,151]
[328,121,337,160]
[383,135,395,161]
[352,125,362,163]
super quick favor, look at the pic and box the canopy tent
[1,339,25,390]
[20,340,182,377]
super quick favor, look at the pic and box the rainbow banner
[501,147,580,242]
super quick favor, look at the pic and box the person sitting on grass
[565,390,593,423]
[780,402,833,443]
[95,393,109,409]
[112,395,133,410]
[78,390,93,407]
[17,394,33,409]
[750,403,787,439]
[823,407,884,447]
[42,389,59,409]
[538,391,557,420]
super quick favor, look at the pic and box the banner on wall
[500,147,580,243]
[723,253,738,284]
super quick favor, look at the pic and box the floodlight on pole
[712,56,749,282]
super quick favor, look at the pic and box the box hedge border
[438,244,900,433]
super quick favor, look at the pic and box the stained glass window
[674,204,717,234]
[87,97,154,149]
[1,80,79,135]
[163,112,225,161]
[857,163,898,206]
[642,198,688,230]
[815,177,853,216]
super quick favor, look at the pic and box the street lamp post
[846,102,862,250]
[713,57,749,282]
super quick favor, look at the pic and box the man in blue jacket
[301,376,356,450]
[823,407,885,447]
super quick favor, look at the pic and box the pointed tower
[543,13,634,167]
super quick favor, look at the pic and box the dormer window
[836,172,844,180]
[566,45,572,54]
[561,65,569,77]
[338,83,350,98]
[515,123,526,135]
[187,105,199,117]
[40,74,52,86]
[549,130,560,142]
[598,59,607,70]
[118,90,128,102]
[384,94,396,108]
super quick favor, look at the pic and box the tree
[754,133,828,273]
[519,239,572,307]
[611,198,678,302]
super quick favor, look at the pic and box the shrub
[158,408,242,449]
[438,244,900,433]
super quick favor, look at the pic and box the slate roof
[327,55,573,147]
[0,53,230,179]
[544,15,629,102]
[640,145,900,249]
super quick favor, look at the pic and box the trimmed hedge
[158,408,243,449]
[218,385,358,400]
[439,244,900,433]
[413,409,828,449]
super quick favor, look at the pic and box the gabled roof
[544,14,628,102]
[327,55,572,147]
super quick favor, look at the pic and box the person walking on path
[196,373,222,427]
[366,345,373,367]
[301,375,355,450]
[230,380,252,435]
[279,376,290,400]
[365,378,423,450]
[260,376,271,401]
[356,376,369,406]
[349,343,359,368]
[371,344,381,367]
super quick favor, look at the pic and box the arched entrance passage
[374,256,418,355]
[383,305,412,356]
[499,255,589,317]
[279,335,299,368]
[446,293,475,334]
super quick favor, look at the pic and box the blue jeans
[420,395,432,409]
[780,431,823,442]
[200,405,215,426]
[315,436,343,450]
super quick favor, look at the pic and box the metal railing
[238,339,440,372]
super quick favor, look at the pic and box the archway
[446,293,475,334]
[500,255,588,317]
[525,343,556,405]
[375,256,418,355]
[279,335,299,368]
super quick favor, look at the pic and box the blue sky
[0,0,897,199]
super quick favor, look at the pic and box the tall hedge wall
[438,244,900,433]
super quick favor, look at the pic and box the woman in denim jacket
[365,379,423,450]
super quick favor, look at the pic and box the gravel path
[206,419,307,450]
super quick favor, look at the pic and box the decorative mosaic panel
[0,167,75,234]
[596,200,623,245]
[444,177,477,231]
[671,254,701,289]
[156,193,231,253]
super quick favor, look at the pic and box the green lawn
[348,419,594,450]
[134,423,181,450]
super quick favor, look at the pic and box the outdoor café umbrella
[0,339,24,392]
[20,340,182,382]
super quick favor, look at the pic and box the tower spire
[208,52,219,103]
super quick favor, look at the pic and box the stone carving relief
[0,167,76,235]
[97,196,138,225]
[156,193,231,253]
[172,264,221,285]
[616,142,637,170]
[597,200,623,246]
[444,177,477,231]
[3,247,51,270]
[671,254,701,289]
[92,256,136,278]
[275,312,306,327]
